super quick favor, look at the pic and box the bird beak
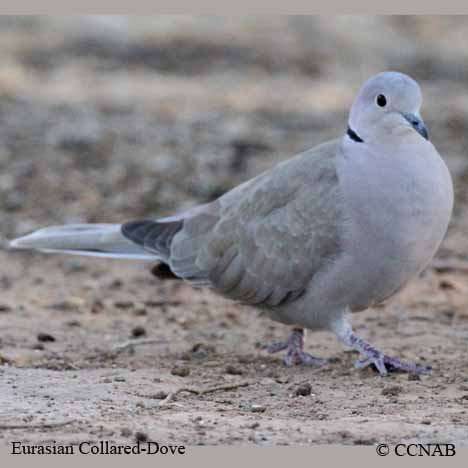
[402,113,429,140]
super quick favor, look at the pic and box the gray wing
[138,139,345,307]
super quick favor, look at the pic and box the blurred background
[0,15,468,254]
[1,16,468,445]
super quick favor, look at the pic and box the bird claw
[354,353,431,376]
[335,324,432,376]
[284,351,328,367]
[264,328,328,367]
[354,356,387,375]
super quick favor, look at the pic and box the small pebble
[109,279,123,289]
[135,431,148,442]
[131,326,146,338]
[353,438,377,445]
[237,355,253,364]
[408,373,421,381]
[114,301,134,309]
[91,300,104,314]
[381,385,403,397]
[47,298,83,311]
[121,428,132,437]
[65,320,81,327]
[225,365,244,375]
[439,280,455,290]
[153,391,169,399]
[191,342,215,359]
[293,382,312,397]
[171,366,190,377]
[250,404,266,413]
[37,332,55,343]
[133,307,147,316]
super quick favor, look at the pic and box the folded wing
[123,140,344,306]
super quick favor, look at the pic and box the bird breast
[336,137,453,309]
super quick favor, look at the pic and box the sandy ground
[1,16,468,446]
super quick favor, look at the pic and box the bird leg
[264,328,328,367]
[334,322,431,376]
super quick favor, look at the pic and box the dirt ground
[1,16,468,446]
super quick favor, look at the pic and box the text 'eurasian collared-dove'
[9,71,454,375]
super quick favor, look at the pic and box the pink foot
[264,328,328,367]
[336,324,431,376]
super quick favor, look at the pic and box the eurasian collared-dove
[9,71,453,375]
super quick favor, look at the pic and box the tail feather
[9,224,158,260]
[121,219,183,258]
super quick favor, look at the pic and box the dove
[9,71,453,375]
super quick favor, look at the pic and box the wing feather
[169,139,345,306]
[123,139,345,307]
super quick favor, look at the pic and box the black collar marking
[347,126,364,143]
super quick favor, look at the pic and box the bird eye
[376,94,387,107]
